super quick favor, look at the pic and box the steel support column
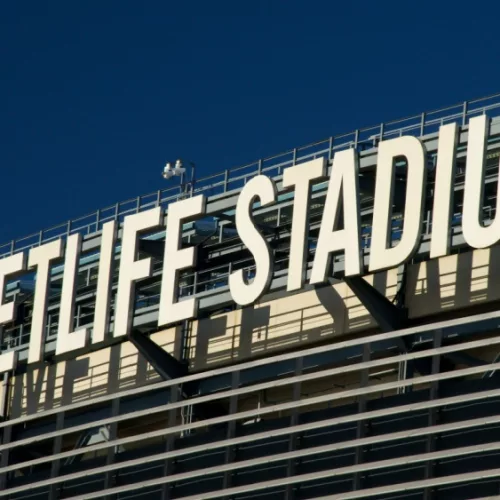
[0,371,10,490]
[222,371,240,495]
[104,398,120,500]
[424,329,443,500]
[285,357,303,500]
[353,343,371,491]
[0,423,11,491]
[48,411,65,500]
[161,384,180,500]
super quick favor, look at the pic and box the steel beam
[127,329,188,381]
[344,276,408,349]
[127,329,226,419]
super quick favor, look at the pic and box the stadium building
[2,95,500,499]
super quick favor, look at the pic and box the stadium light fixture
[162,159,188,179]
[173,159,186,176]
[162,162,174,180]
[162,159,196,196]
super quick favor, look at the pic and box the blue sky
[0,1,499,243]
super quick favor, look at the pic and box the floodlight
[162,162,174,179]
[173,159,186,176]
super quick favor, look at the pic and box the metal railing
[2,93,500,260]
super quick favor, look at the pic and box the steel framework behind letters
[2,95,500,499]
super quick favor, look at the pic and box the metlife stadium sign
[0,115,498,374]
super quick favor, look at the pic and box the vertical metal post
[161,384,180,500]
[10,240,14,256]
[420,112,426,136]
[258,159,262,175]
[67,219,72,236]
[353,343,371,491]
[180,319,191,363]
[48,411,65,500]
[285,357,303,500]
[157,190,161,207]
[179,171,185,196]
[354,129,359,150]
[0,372,10,492]
[224,169,229,192]
[398,359,407,395]
[114,203,119,222]
[223,371,240,494]
[103,398,120,499]
[0,415,12,490]
[292,148,297,166]
[328,136,334,161]
[76,304,81,328]
[39,230,44,245]
[423,329,443,500]
[406,359,415,394]
[19,323,24,347]
[426,209,432,236]
[192,271,198,296]
[190,162,196,197]
[0,371,8,420]
[462,101,468,126]
[96,209,101,232]
[181,403,193,438]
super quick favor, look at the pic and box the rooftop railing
[2,93,500,260]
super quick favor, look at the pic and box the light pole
[162,159,196,195]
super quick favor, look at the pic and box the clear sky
[0,1,498,243]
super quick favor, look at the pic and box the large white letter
[462,115,500,248]
[310,149,362,284]
[283,158,325,291]
[229,175,276,306]
[158,195,206,326]
[93,221,117,344]
[0,252,26,373]
[430,123,458,259]
[56,234,89,356]
[28,240,63,364]
[114,207,162,338]
[369,136,427,272]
